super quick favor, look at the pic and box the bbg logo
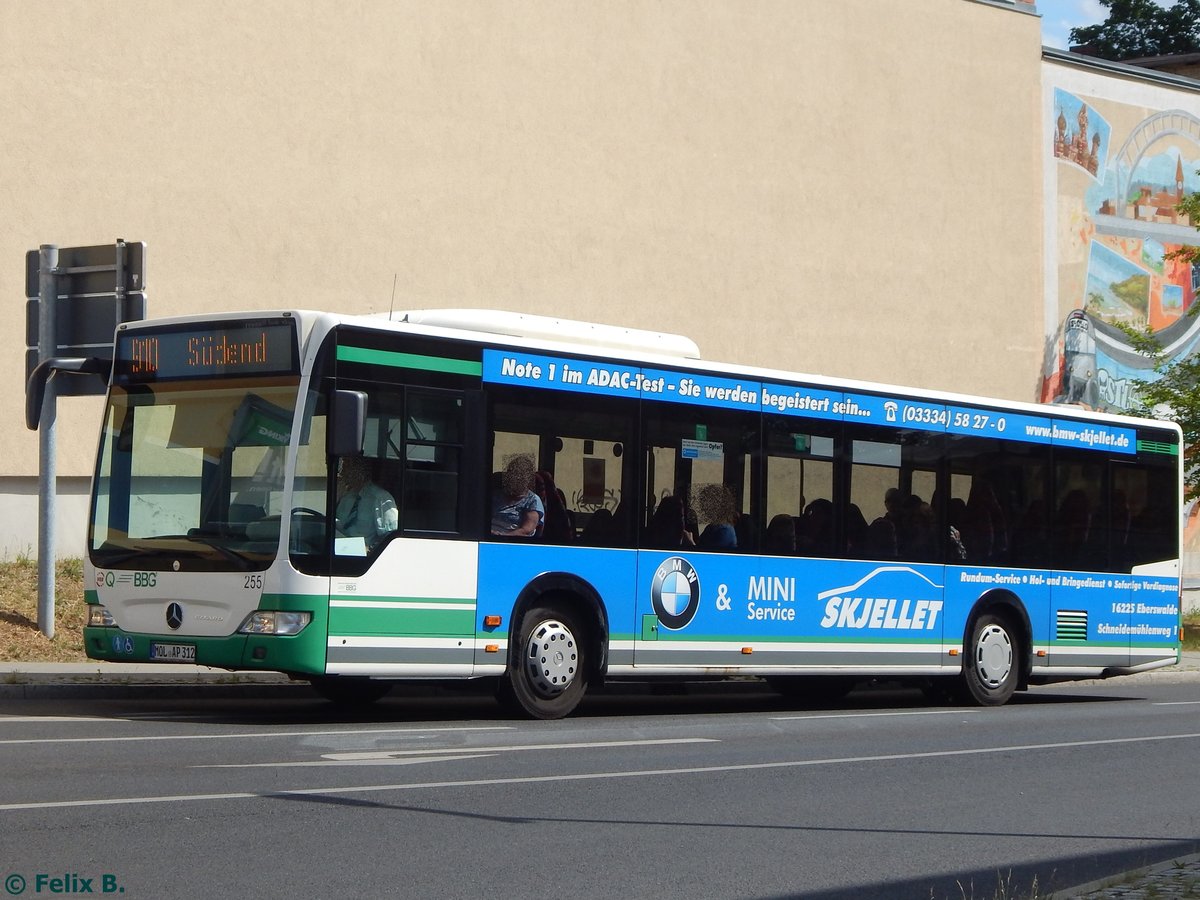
[650,556,700,630]
[96,571,156,588]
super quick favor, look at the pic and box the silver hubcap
[974,623,1012,689]
[524,618,578,696]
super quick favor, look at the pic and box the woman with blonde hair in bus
[490,455,544,537]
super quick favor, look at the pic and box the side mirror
[26,356,112,430]
[328,389,366,458]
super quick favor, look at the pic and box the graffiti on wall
[1042,88,1199,414]
[1042,80,1200,562]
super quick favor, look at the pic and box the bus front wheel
[500,605,588,720]
[959,613,1018,706]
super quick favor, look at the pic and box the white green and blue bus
[78,308,1183,718]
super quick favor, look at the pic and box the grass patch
[0,558,87,663]
[1185,611,1200,652]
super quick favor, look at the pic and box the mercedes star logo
[166,602,184,630]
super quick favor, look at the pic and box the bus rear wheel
[499,605,588,719]
[959,613,1019,706]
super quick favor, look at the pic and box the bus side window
[401,390,465,534]
[490,391,632,547]
[764,418,834,557]
[642,404,757,553]
[950,435,1049,569]
[847,427,941,563]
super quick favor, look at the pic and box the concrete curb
[0,662,294,684]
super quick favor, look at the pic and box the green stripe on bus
[1137,440,1179,456]
[331,595,473,606]
[655,633,935,646]
[337,345,483,377]
[329,605,474,636]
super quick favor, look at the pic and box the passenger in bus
[335,456,398,551]
[897,495,937,561]
[846,504,869,556]
[883,487,903,526]
[684,504,700,546]
[580,508,616,546]
[797,498,834,557]
[535,470,574,543]
[490,456,544,537]
[963,481,1007,564]
[557,487,577,536]
[946,497,969,560]
[866,516,898,559]
[735,512,755,551]
[764,514,796,554]
[645,495,697,549]
[695,484,738,551]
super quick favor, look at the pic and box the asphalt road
[2,681,1199,900]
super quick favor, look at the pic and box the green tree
[1120,171,1200,498]
[1175,190,1200,267]
[1068,0,1200,61]
[1123,322,1200,499]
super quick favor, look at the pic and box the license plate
[150,642,196,661]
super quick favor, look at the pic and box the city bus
[76,308,1183,718]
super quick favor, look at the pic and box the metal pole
[37,244,58,639]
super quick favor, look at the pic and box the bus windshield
[89,377,301,570]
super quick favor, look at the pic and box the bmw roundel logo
[650,556,700,630]
[166,603,183,630]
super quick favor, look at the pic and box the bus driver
[335,456,398,551]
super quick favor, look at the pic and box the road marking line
[195,737,719,768]
[0,725,512,746]
[1153,701,1200,706]
[0,716,113,723]
[770,709,980,721]
[206,753,501,768]
[323,737,717,758]
[4,731,1199,812]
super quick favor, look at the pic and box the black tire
[959,612,1019,706]
[308,675,392,706]
[499,605,588,719]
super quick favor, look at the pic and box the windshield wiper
[91,547,150,567]
[183,531,257,570]
[92,535,260,571]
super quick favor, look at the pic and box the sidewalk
[0,661,294,685]
[0,661,297,699]
[1057,851,1200,898]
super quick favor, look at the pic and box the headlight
[88,605,116,627]
[237,610,312,635]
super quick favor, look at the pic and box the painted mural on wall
[1041,89,1199,414]
[1042,73,1200,565]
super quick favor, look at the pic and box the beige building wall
[0,0,1045,555]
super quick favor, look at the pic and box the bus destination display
[115,320,297,383]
